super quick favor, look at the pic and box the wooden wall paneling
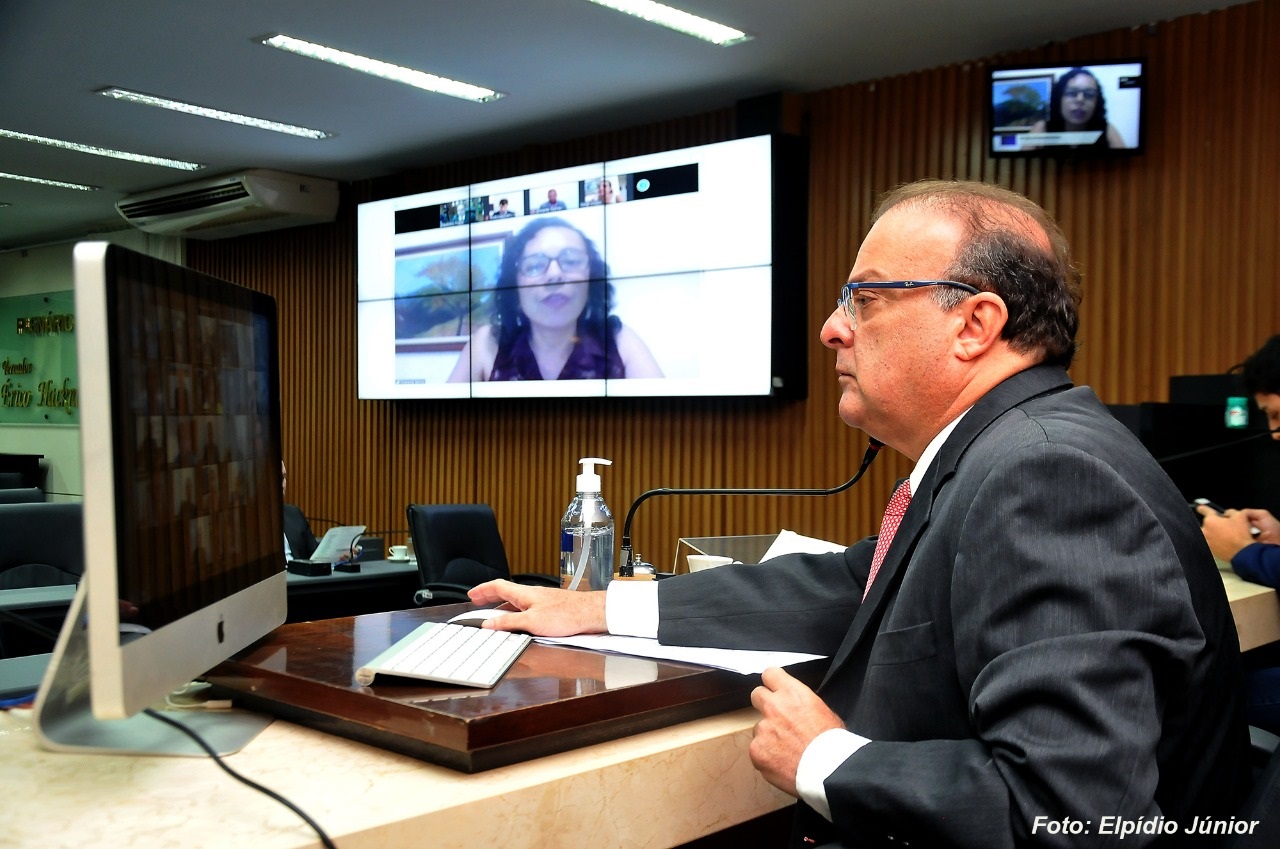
[1257,0,1280,348]
[1232,10,1261,353]
[1163,14,1199,378]
[482,400,560,572]
[799,94,835,541]
[1096,159,1125,398]
[1167,4,1259,376]
[925,68,951,178]
[1233,0,1280,354]
[800,70,923,537]
[805,86,861,544]
[1198,11,1233,371]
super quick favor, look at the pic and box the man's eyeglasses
[517,249,589,278]
[837,280,981,327]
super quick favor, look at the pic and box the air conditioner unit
[115,169,339,239]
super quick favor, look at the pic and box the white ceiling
[0,0,1247,250]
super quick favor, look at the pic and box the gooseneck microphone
[619,439,885,574]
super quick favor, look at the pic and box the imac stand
[32,578,273,757]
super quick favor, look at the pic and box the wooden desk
[1221,567,1280,652]
[204,606,810,772]
[0,705,791,849]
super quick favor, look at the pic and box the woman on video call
[447,217,663,382]
[1031,66,1126,148]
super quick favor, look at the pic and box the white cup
[388,545,408,560]
[687,554,733,573]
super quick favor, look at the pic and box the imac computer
[34,242,287,755]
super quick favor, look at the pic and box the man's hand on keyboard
[467,580,608,637]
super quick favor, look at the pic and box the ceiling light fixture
[98,87,333,139]
[0,171,98,191]
[0,128,204,171]
[582,0,750,45]
[259,33,504,103]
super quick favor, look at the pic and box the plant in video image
[994,81,1049,128]
[393,242,500,340]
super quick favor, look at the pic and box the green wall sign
[0,291,79,424]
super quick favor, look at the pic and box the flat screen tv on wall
[356,134,808,400]
[988,59,1145,157]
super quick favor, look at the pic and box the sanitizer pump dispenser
[560,458,615,591]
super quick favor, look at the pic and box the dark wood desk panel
[207,603,827,773]
[283,559,419,593]
[284,559,420,621]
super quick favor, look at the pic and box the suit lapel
[819,365,1073,688]
[821,484,930,684]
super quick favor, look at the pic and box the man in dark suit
[472,180,1249,847]
[282,461,318,561]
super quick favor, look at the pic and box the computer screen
[35,242,286,755]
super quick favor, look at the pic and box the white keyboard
[354,621,531,688]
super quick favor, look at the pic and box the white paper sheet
[760,529,846,561]
[309,525,367,563]
[533,633,825,675]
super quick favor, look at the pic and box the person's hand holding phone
[1196,500,1264,562]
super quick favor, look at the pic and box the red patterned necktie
[863,480,912,601]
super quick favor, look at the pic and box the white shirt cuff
[605,580,659,638]
[796,728,869,822]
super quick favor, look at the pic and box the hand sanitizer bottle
[561,458,614,591]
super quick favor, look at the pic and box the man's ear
[953,293,1008,361]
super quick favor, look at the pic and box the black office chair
[405,503,557,606]
[0,502,83,589]
[0,502,83,657]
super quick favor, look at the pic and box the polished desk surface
[205,605,792,772]
[0,705,790,849]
